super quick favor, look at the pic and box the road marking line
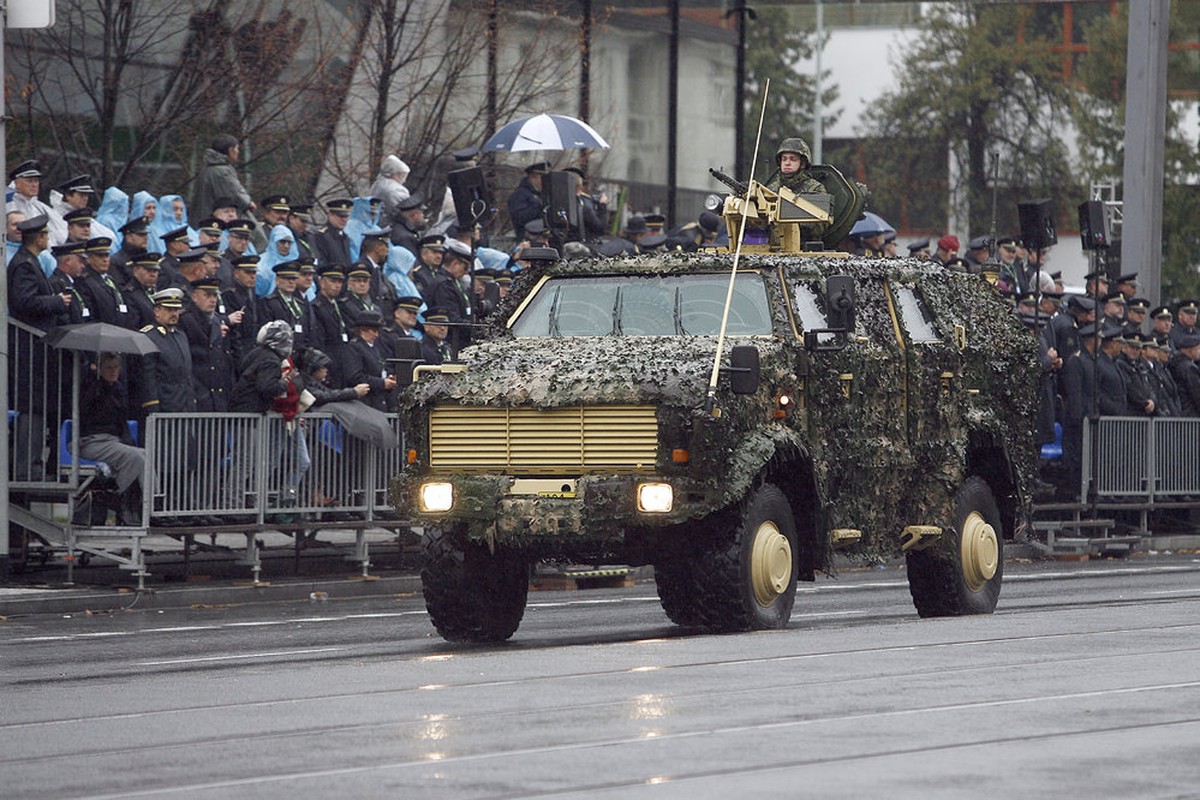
[138,647,346,666]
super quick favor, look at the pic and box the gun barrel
[708,167,748,196]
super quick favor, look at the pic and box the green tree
[743,6,839,181]
[859,2,1077,238]
[1072,4,1200,303]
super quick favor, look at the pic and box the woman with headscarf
[95,187,129,252]
[151,194,199,247]
[256,223,296,297]
[230,320,310,512]
[130,191,164,253]
[368,154,410,220]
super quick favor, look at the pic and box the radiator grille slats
[429,405,658,473]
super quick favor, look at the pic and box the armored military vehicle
[392,177,1039,643]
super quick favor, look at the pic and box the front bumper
[396,472,727,546]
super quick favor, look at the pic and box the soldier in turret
[763,137,824,195]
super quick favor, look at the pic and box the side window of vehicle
[792,282,836,343]
[891,284,940,344]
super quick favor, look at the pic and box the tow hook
[900,525,943,553]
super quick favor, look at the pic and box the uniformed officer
[1150,305,1174,347]
[62,207,95,245]
[343,310,396,412]
[123,250,162,330]
[259,261,312,357]
[906,239,931,260]
[49,240,94,324]
[136,288,197,417]
[418,308,455,366]
[383,295,424,353]
[315,198,354,269]
[157,225,195,290]
[1124,297,1150,335]
[411,233,445,300]
[964,236,991,272]
[1116,333,1156,416]
[1095,325,1128,416]
[341,263,380,322]
[1115,272,1138,301]
[111,217,151,287]
[358,228,398,316]
[507,162,548,240]
[1169,300,1198,351]
[310,264,351,387]
[1145,336,1182,416]
[253,194,290,253]
[76,236,135,329]
[1168,332,1200,416]
[390,192,428,257]
[428,237,475,354]
[222,255,261,367]
[196,217,234,289]
[932,235,959,266]
[287,203,320,264]
[222,219,256,265]
[1059,321,1102,500]
[178,277,233,412]
[1101,291,1126,329]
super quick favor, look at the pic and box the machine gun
[709,167,749,197]
[719,180,834,254]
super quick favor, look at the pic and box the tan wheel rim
[751,520,792,607]
[961,510,998,592]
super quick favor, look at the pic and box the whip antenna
[705,78,770,415]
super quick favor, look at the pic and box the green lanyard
[102,274,125,305]
[282,293,301,319]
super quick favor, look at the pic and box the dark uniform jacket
[109,246,138,288]
[1168,353,1200,417]
[1150,362,1182,417]
[343,337,392,412]
[156,254,184,291]
[76,267,134,329]
[136,324,197,415]
[49,270,94,324]
[390,220,421,258]
[309,294,351,386]
[8,245,69,331]
[314,226,352,270]
[340,292,380,326]
[260,290,312,355]
[1061,350,1097,425]
[179,304,233,412]
[410,262,437,301]
[221,284,260,367]
[231,345,298,413]
[419,335,454,366]
[428,268,473,354]
[363,257,398,317]
[289,225,319,265]
[123,281,158,330]
[507,178,543,238]
[1096,351,1128,416]
[1116,355,1156,416]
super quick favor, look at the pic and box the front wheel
[907,476,1004,617]
[421,525,529,642]
[693,484,798,632]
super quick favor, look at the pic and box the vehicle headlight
[419,482,454,512]
[637,482,673,513]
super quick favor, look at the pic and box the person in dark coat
[1170,300,1199,351]
[410,234,444,300]
[190,133,254,221]
[382,295,423,354]
[1059,322,1101,501]
[314,197,354,269]
[135,289,197,418]
[507,161,548,239]
[342,311,396,412]
[1168,332,1200,416]
[427,237,475,354]
[418,308,455,366]
[1095,326,1128,416]
[359,229,398,317]
[222,255,261,368]
[309,264,351,387]
[48,240,94,324]
[110,216,151,287]
[259,261,312,357]
[302,348,369,406]
[340,263,381,322]
[179,277,234,412]
[156,226,195,291]
[287,203,321,265]
[1146,337,1182,416]
[75,237,135,329]
[7,215,69,479]
[78,352,145,526]
[122,250,162,330]
[1116,334,1156,416]
[389,193,427,257]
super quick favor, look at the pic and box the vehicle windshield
[509,272,774,337]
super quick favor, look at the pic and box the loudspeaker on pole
[1077,200,1109,251]
[1017,198,1057,250]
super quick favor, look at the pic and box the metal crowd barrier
[1082,417,1200,500]
[6,319,73,489]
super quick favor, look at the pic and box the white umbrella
[482,113,610,153]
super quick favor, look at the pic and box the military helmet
[776,137,813,166]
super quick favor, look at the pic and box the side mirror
[389,338,423,387]
[825,274,855,332]
[728,345,761,395]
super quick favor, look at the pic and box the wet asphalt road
[4,555,1200,799]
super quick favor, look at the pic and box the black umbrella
[322,401,401,448]
[46,322,160,355]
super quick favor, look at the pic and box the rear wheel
[421,525,529,642]
[693,484,798,632]
[907,476,1004,617]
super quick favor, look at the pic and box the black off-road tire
[653,553,706,628]
[692,484,798,632]
[421,525,529,643]
[907,476,1004,617]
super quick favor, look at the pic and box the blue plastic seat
[318,418,344,455]
[1040,421,1063,461]
[60,419,140,475]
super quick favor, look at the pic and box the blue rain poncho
[95,187,129,252]
[130,192,164,253]
[151,194,199,247]
[344,196,383,262]
[256,224,296,297]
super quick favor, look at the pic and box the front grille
[428,405,659,474]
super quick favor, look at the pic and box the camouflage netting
[392,251,1039,567]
